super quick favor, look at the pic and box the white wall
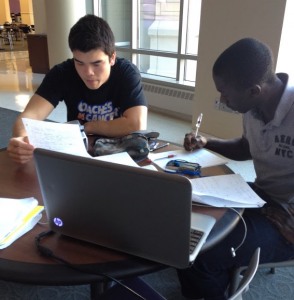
[276,1,294,76]
[192,0,286,139]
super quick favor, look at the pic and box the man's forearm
[84,106,147,137]
[84,117,146,137]
[205,137,252,161]
[12,116,27,137]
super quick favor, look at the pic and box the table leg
[90,281,113,299]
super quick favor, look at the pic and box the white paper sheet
[141,164,158,171]
[94,152,140,167]
[190,174,266,208]
[149,148,227,170]
[22,118,90,157]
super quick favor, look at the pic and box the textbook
[0,197,44,249]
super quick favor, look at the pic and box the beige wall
[193,0,287,139]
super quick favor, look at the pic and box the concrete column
[0,0,11,24]
[44,0,86,68]
[19,0,34,25]
[32,0,46,34]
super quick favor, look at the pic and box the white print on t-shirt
[77,100,120,122]
[274,134,294,158]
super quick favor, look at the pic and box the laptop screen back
[34,149,193,268]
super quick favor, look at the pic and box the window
[95,0,201,87]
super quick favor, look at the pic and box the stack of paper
[0,197,44,249]
[190,174,266,208]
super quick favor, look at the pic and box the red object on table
[146,154,176,163]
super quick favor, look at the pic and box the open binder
[0,197,44,249]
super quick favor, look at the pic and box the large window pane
[138,54,177,79]
[116,51,131,61]
[101,0,131,48]
[97,0,200,85]
[184,59,197,82]
[139,0,180,53]
[186,0,201,55]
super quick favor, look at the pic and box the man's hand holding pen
[184,113,207,151]
[183,133,207,151]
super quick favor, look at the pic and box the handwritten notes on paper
[22,119,144,168]
[22,118,90,157]
[190,174,266,208]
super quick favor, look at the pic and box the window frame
[94,0,198,90]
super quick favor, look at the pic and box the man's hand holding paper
[7,136,34,164]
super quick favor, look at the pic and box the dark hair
[213,38,276,90]
[68,14,115,58]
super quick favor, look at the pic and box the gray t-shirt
[243,73,294,204]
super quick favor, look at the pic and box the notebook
[34,148,216,269]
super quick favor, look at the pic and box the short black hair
[68,14,115,58]
[213,38,276,90]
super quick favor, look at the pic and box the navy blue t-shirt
[35,57,147,124]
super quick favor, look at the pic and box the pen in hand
[195,113,203,137]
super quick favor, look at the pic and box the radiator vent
[142,83,194,101]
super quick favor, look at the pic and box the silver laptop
[34,148,216,269]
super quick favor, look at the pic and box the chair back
[22,26,31,34]
[20,25,31,34]
[228,248,260,300]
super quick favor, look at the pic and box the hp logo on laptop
[53,217,63,227]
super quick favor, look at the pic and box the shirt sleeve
[35,61,71,108]
[118,61,147,114]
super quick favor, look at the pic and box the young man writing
[181,38,294,300]
[8,15,147,164]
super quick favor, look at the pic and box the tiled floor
[0,51,67,122]
[0,50,255,181]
